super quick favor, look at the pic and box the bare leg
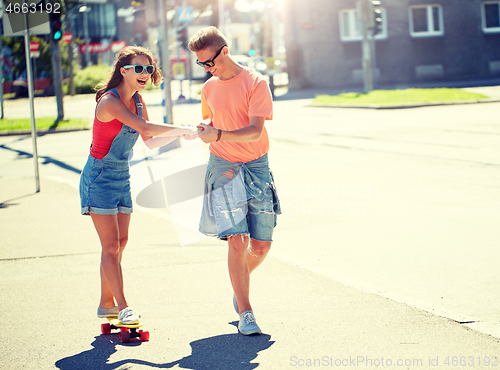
[91,213,131,311]
[99,264,115,309]
[230,238,272,314]
[116,213,130,292]
[228,234,252,314]
[98,213,131,308]
[247,239,272,274]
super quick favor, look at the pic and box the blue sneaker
[238,311,262,335]
[233,293,239,314]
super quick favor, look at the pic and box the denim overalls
[80,89,142,215]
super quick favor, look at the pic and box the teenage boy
[188,26,281,335]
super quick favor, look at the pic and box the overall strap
[133,92,143,118]
[108,88,120,99]
[100,88,142,118]
[96,88,120,104]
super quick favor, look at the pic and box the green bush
[70,64,112,95]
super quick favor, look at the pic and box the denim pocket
[89,166,104,188]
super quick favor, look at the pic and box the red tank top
[90,91,136,159]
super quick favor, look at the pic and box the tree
[1,35,70,91]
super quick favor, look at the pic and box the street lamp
[79,4,91,67]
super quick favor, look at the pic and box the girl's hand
[180,124,202,140]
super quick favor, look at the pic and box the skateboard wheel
[119,331,131,343]
[101,323,111,335]
[139,330,150,342]
[120,327,129,332]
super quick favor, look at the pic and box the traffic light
[371,0,383,36]
[50,11,63,42]
[177,27,188,49]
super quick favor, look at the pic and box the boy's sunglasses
[123,64,155,74]
[196,45,226,67]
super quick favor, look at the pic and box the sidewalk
[2,174,500,369]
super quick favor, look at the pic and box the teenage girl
[80,46,195,324]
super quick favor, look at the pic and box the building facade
[283,0,500,89]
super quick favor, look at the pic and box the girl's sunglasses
[124,64,155,74]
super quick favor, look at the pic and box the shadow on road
[163,330,274,370]
[0,143,82,175]
[0,193,36,209]
[56,327,274,370]
[55,335,140,370]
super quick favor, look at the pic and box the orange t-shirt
[201,67,273,163]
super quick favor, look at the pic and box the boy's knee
[228,234,249,252]
[249,241,271,258]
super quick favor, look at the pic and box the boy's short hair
[188,26,228,53]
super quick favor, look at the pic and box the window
[75,3,117,40]
[339,9,361,41]
[482,1,500,33]
[409,5,444,37]
[339,8,387,42]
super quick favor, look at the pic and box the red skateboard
[101,317,149,343]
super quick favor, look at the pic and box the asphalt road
[267,97,500,336]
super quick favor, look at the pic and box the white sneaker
[118,307,140,325]
[97,305,119,318]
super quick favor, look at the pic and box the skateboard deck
[101,317,149,343]
[106,317,143,328]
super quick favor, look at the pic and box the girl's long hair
[95,46,163,102]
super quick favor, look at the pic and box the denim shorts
[211,172,277,242]
[80,156,133,215]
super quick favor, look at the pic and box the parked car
[5,77,68,98]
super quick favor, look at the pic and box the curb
[307,98,500,110]
[0,126,90,137]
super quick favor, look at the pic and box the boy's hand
[197,123,217,143]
